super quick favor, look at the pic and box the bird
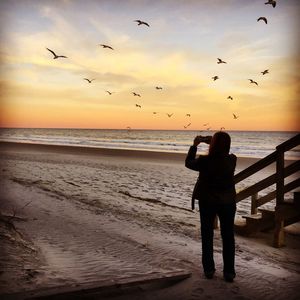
[155,86,163,90]
[212,76,219,81]
[106,90,113,95]
[153,112,158,114]
[257,17,268,24]
[227,96,233,100]
[84,78,95,83]
[132,92,141,97]
[126,126,131,130]
[203,123,209,126]
[184,123,191,129]
[99,44,114,50]
[217,58,227,64]
[46,48,67,59]
[134,20,150,27]
[261,69,269,75]
[265,0,276,8]
[220,127,225,130]
[166,113,173,118]
[248,79,258,86]
[135,104,141,108]
[186,114,191,117]
[233,113,239,119]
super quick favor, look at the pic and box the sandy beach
[0,142,299,300]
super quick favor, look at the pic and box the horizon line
[0,127,299,133]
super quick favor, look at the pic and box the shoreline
[0,141,268,165]
[1,141,296,175]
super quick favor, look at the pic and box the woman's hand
[193,136,202,146]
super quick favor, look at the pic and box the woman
[185,131,237,282]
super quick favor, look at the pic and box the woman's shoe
[204,270,215,279]
[223,272,235,282]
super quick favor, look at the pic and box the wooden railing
[234,133,300,211]
[233,133,300,246]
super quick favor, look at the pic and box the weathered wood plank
[257,178,300,207]
[234,133,300,185]
[236,161,300,203]
[273,219,285,248]
[1,270,192,300]
[276,133,300,152]
[234,152,277,184]
[251,193,258,214]
[276,151,285,206]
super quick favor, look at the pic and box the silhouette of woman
[185,131,236,282]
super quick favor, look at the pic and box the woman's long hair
[208,131,231,156]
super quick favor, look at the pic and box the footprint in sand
[244,256,254,261]
[191,286,204,298]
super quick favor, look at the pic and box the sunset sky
[0,0,299,131]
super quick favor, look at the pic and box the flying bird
[261,69,269,75]
[257,17,268,24]
[46,48,67,59]
[155,86,163,90]
[153,112,158,114]
[220,127,225,130]
[217,58,227,64]
[248,79,258,86]
[265,0,276,8]
[132,92,141,97]
[186,114,191,117]
[184,123,191,129]
[99,44,114,50]
[134,20,150,27]
[84,78,95,83]
[227,96,233,100]
[135,104,141,108]
[167,113,173,118]
[203,123,209,126]
[106,90,113,95]
[212,76,219,81]
[233,113,239,119]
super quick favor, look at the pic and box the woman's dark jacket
[185,145,237,210]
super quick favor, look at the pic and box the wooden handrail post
[251,193,258,214]
[276,150,285,206]
[213,216,218,229]
[274,150,285,247]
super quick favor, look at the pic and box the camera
[200,135,212,144]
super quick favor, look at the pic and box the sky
[0,0,299,131]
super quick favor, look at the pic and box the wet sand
[0,142,299,300]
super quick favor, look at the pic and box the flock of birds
[45,1,277,131]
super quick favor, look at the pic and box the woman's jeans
[199,202,236,275]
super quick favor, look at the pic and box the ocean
[0,128,299,160]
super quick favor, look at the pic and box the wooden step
[236,214,262,235]
[234,218,248,235]
[239,212,275,235]
[242,213,261,219]
[242,213,262,222]
[258,208,275,219]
